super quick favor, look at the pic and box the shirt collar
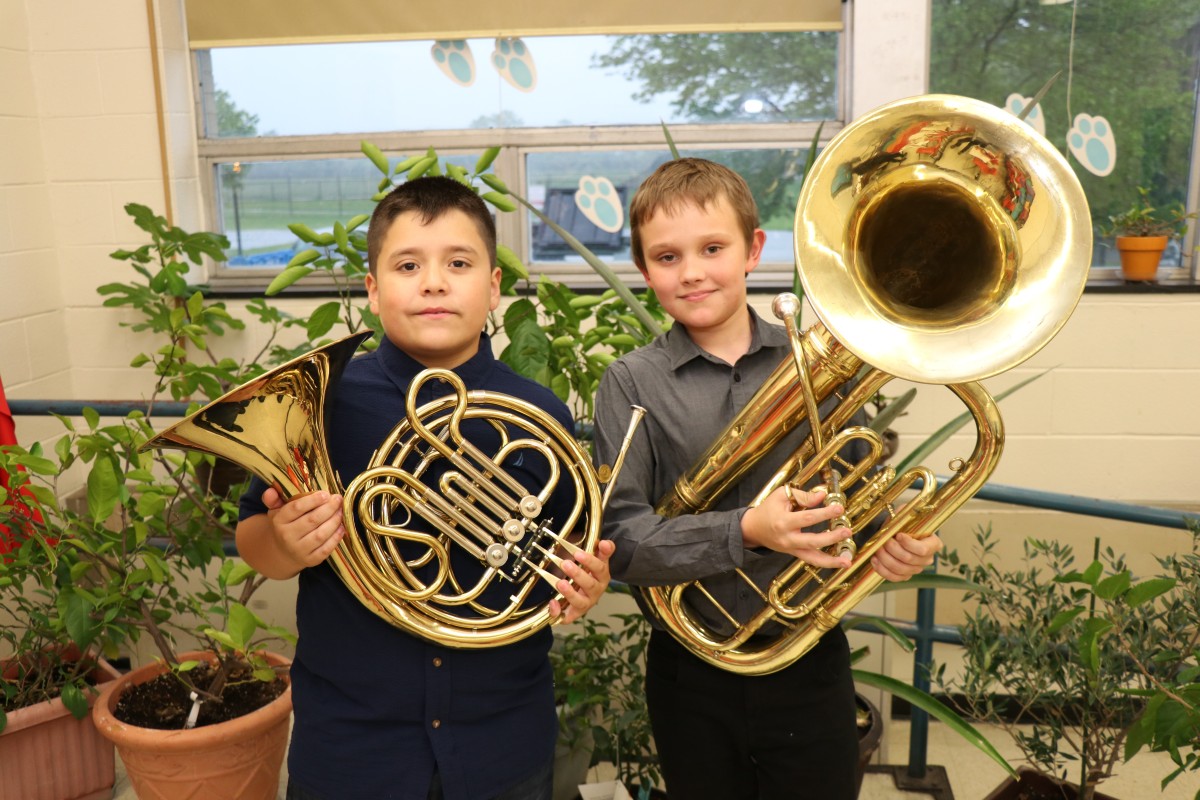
[664,305,784,370]
[376,332,496,386]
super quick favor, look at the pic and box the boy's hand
[262,487,346,570]
[872,532,943,582]
[549,539,616,625]
[741,485,854,569]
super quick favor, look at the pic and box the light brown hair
[628,157,760,271]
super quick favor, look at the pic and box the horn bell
[796,93,1093,384]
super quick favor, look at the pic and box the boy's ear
[488,266,502,311]
[744,229,767,276]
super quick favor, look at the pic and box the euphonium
[640,94,1093,675]
[143,331,645,648]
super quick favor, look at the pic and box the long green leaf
[661,120,680,160]
[895,371,1048,474]
[870,573,982,594]
[852,669,1018,778]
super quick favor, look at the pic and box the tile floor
[110,717,1199,799]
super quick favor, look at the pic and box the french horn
[640,94,1093,674]
[143,331,645,648]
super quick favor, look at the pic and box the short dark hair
[367,176,497,274]
[628,158,759,271]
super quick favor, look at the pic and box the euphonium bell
[143,331,643,648]
[641,94,1093,674]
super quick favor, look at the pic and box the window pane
[206,32,837,137]
[526,148,810,266]
[216,155,478,266]
[929,0,1200,271]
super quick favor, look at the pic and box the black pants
[645,627,859,800]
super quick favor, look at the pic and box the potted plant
[2,203,301,799]
[1102,187,1194,282]
[934,524,1195,800]
[1117,520,1200,795]
[550,605,662,800]
[0,522,123,800]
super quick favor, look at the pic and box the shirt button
[432,719,442,729]
[733,372,742,383]
[432,657,443,667]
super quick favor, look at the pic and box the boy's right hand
[261,487,346,569]
[741,485,854,569]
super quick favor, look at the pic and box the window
[929,0,1200,281]
[196,31,840,289]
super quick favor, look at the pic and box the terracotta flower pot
[1114,235,1168,281]
[0,652,121,800]
[92,650,292,800]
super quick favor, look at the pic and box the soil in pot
[113,659,287,729]
[984,767,1119,800]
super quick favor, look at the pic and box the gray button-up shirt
[593,307,868,637]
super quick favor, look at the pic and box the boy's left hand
[549,539,616,625]
[871,532,943,582]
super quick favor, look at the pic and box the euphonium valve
[640,94,1092,675]
[143,331,646,648]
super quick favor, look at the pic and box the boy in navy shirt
[238,176,615,800]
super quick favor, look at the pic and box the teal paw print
[1005,92,1045,137]
[491,37,537,93]
[431,40,475,87]
[1068,113,1116,177]
[574,176,624,233]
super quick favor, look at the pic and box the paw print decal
[1005,93,1045,137]
[575,176,624,233]
[1067,113,1116,177]
[431,40,475,87]
[491,37,537,92]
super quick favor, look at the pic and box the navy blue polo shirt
[239,334,574,800]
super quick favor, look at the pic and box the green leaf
[86,456,120,523]
[60,683,89,720]
[1096,570,1131,600]
[868,387,916,433]
[482,191,516,212]
[1047,607,1086,635]
[391,154,423,175]
[896,370,1048,474]
[225,602,259,651]
[496,244,528,280]
[225,561,258,586]
[288,223,321,243]
[407,156,437,181]
[842,615,915,651]
[306,301,342,340]
[480,173,509,194]
[345,213,371,232]
[1126,577,1176,606]
[475,146,501,174]
[361,140,390,174]
[288,248,321,267]
[870,573,982,594]
[61,590,97,649]
[265,265,313,296]
[660,119,680,160]
[852,669,1017,778]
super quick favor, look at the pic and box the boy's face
[366,209,501,369]
[637,197,765,340]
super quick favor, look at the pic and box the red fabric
[0,373,44,558]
